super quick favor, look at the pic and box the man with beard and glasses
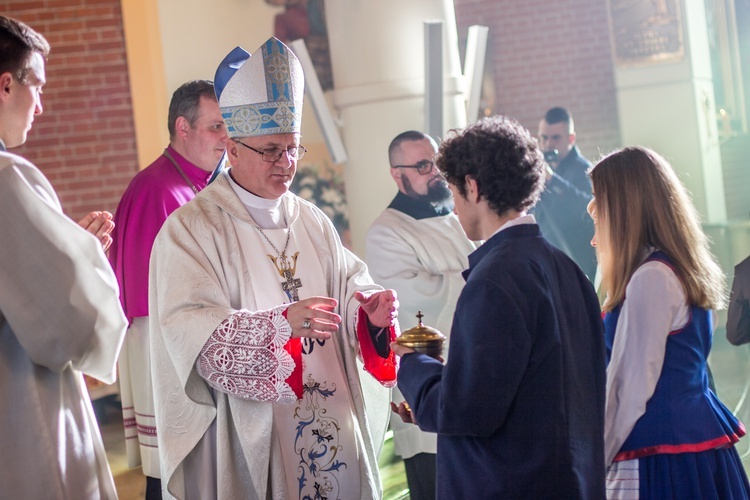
[365,130,477,500]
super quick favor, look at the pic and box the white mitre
[214,37,305,138]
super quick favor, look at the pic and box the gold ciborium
[396,311,446,359]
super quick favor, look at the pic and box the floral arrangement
[291,162,351,248]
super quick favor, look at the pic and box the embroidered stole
[231,212,361,499]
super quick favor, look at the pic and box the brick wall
[6,0,138,221]
[453,0,622,163]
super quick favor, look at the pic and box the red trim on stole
[356,309,398,385]
[281,308,304,399]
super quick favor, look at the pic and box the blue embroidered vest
[604,252,745,461]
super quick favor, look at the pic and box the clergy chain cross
[281,268,302,302]
[268,251,303,302]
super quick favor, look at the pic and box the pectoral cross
[281,268,302,302]
[269,251,302,302]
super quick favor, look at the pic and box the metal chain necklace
[255,205,303,302]
[163,148,198,194]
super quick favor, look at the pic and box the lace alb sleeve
[196,305,298,404]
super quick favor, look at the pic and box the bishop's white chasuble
[150,172,395,500]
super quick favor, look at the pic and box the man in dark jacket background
[534,106,597,282]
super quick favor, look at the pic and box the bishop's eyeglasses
[392,159,434,175]
[235,140,307,162]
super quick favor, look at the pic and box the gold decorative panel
[609,0,685,66]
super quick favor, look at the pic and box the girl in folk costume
[589,146,750,499]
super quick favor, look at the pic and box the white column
[609,0,727,223]
[325,0,466,255]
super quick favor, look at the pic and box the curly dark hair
[437,115,545,216]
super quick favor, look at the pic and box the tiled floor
[98,328,750,499]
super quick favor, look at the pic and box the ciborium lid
[396,311,446,358]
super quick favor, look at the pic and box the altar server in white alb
[366,130,477,500]
[0,14,128,499]
[149,37,400,500]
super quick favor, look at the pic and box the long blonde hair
[590,147,726,312]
